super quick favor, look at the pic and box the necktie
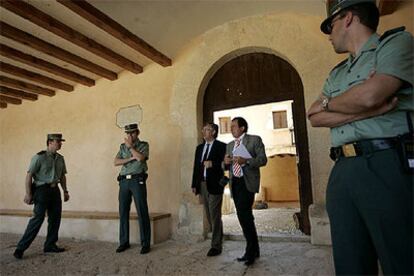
[233,139,242,177]
[202,143,210,162]
[201,143,210,180]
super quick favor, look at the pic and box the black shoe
[13,249,23,259]
[116,244,130,253]
[44,246,65,253]
[236,251,260,262]
[244,258,255,266]
[207,248,222,257]
[140,246,150,254]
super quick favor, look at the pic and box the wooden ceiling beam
[0,21,117,81]
[0,76,55,97]
[1,0,143,73]
[0,95,22,105]
[0,86,38,101]
[378,0,400,16]
[0,62,73,92]
[57,0,172,67]
[0,102,7,108]
[0,44,95,87]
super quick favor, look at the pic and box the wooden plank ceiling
[0,0,400,109]
[0,0,171,109]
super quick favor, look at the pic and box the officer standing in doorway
[308,0,413,274]
[14,134,70,259]
[114,123,151,254]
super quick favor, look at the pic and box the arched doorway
[203,52,312,234]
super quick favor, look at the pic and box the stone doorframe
[172,46,313,235]
[170,13,336,239]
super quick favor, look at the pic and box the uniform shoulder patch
[37,150,46,155]
[330,59,347,73]
[379,26,405,42]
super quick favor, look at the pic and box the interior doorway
[203,52,312,234]
[214,101,301,235]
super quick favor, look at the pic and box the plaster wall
[261,156,299,202]
[1,3,412,243]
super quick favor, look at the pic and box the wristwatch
[321,96,330,111]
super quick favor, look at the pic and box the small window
[219,117,231,134]
[272,111,288,129]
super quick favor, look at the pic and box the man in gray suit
[224,117,267,266]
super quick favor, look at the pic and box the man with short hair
[191,122,226,256]
[14,134,70,259]
[114,123,151,254]
[308,0,413,274]
[224,117,267,266]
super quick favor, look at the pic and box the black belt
[330,138,397,161]
[117,173,147,181]
[36,182,58,188]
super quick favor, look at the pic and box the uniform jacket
[226,134,267,193]
[191,140,226,195]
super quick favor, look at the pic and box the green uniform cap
[47,133,65,141]
[321,0,376,34]
[124,123,139,133]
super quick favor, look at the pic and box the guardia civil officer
[114,123,151,254]
[308,0,413,274]
[13,134,70,259]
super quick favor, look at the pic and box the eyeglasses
[327,15,344,34]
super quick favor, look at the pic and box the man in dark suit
[224,117,267,266]
[191,122,226,256]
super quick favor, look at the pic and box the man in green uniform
[114,123,151,254]
[13,134,70,259]
[308,0,413,274]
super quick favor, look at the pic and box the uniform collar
[347,33,379,65]
[46,150,57,158]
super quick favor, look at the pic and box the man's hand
[307,95,324,118]
[192,188,197,195]
[203,160,212,168]
[224,154,232,165]
[233,156,247,165]
[124,137,133,148]
[63,192,70,202]
[24,193,33,205]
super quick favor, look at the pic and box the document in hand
[233,143,252,159]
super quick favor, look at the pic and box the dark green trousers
[327,148,413,275]
[16,186,62,251]
[118,178,151,247]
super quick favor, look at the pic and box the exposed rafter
[0,0,143,73]
[0,22,118,81]
[0,76,55,97]
[57,0,172,67]
[0,86,38,101]
[0,94,22,105]
[0,62,74,92]
[0,44,95,87]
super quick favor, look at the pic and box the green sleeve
[116,144,123,158]
[138,142,149,158]
[376,32,414,87]
[62,158,67,174]
[27,155,40,174]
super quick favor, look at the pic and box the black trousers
[327,148,413,275]
[118,178,151,247]
[17,186,62,251]
[231,177,259,258]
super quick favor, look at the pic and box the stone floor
[223,202,303,236]
[0,233,334,275]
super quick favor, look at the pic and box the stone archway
[202,51,312,234]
